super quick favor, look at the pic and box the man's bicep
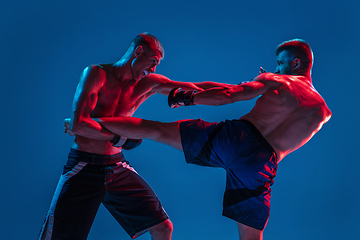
[230,81,270,101]
[71,66,104,120]
[150,75,203,95]
[142,73,171,95]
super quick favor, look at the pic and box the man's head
[275,39,313,76]
[129,32,165,60]
[126,33,164,80]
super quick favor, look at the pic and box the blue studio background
[1,0,359,239]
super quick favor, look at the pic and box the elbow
[321,106,332,123]
[71,118,88,135]
[70,122,82,135]
[315,107,332,130]
[324,108,332,123]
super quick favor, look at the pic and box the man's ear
[134,45,144,57]
[292,58,301,70]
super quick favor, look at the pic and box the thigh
[40,160,106,240]
[180,119,225,167]
[150,120,183,151]
[102,164,169,238]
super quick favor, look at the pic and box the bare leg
[148,219,173,240]
[97,117,184,151]
[237,222,263,240]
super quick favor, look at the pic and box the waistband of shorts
[239,119,276,154]
[68,148,125,165]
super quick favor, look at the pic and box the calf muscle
[98,117,183,150]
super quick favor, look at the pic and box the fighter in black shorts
[38,148,168,239]
[39,33,226,240]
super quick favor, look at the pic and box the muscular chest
[91,80,152,117]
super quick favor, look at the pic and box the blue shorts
[180,119,277,230]
[38,149,169,239]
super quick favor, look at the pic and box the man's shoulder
[88,64,120,79]
[252,73,287,89]
[257,73,313,89]
[255,72,298,82]
[78,64,111,86]
[80,64,106,75]
[86,64,112,74]
[142,73,170,83]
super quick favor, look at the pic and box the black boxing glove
[168,87,197,108]
[122,138,143,150]
[111,135,143,150]
[110,135,127,147]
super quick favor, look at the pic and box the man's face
[132,48,162,81]
[275,50,294,74]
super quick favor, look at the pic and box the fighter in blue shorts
[65,39,331,239]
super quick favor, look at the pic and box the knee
[158,219,173,234]
[149,219,173,237]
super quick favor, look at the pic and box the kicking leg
[98,117,184,151]
[237,222,264,240]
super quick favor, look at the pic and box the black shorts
[38,148,169,239]
[180,119,277,230]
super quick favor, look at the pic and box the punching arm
[168,73,282,107]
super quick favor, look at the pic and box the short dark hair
[276,39,313,71]
[129,32,165,59]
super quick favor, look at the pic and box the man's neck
[291,70,312,83]
[111,59,134,81]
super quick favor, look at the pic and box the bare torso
[240,74,331,162]
[73,64,158,154]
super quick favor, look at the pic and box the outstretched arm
[193,81,269,105]
[193,66,267,90]
[144,73,236,95]
[169,73,282,107]
[145,73,203,95]
[193,81,235,90]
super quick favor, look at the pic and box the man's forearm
[193,87,233,106]
[70,118,116,140]
[194,81,234,90]
[96,117,165,141]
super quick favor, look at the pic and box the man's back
[241,73,331,162]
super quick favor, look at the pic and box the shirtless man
[66,39,331,239]
[38,33,227,240]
